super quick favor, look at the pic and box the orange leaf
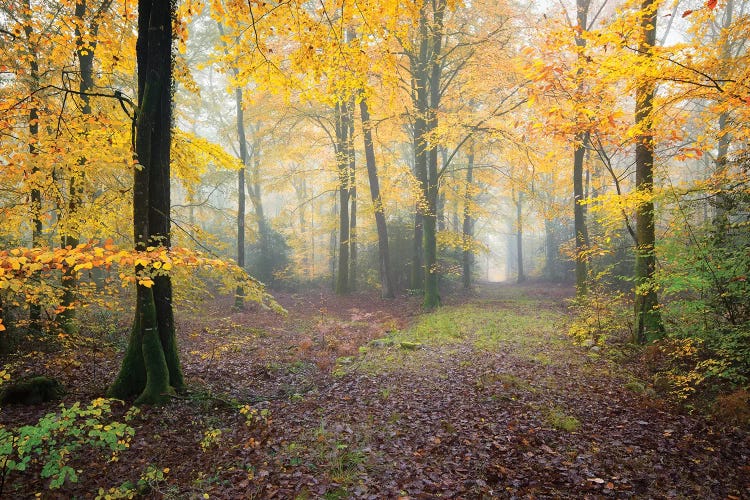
[681,9,694,17]
[706,0,717,9]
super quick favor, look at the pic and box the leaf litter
[1,282,748,498]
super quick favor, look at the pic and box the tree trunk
[244,152,270,282]
[330,192,338,290]
[297,178,311,278]
[359,98,395,298]
[58,0,93,333]
[573,131,589,295]
[422,0,446,310]
[462,147,475,290]
[109,0,182,404]
[24,1,42,329]
[411,118,426,292]
[234,85,247,308]
[713,0,734,235]
[516,191,526,283]
[348,103,357,292]
[633,0,663,343]
[334,101,351,295]
[544,217,557,281]
[437,148,448,231]
[573,0,591,297]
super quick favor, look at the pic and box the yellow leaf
[138,277,154,288]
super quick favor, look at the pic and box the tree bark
[462,147,475,290]
[544,217,557,281]
[421,0,446,310]
[633,0,663,343]
[109,0,183,404]
[411,116,426,291]
[330,192,338,289]
[516,190,526,283]
[573,0,591,297]
[713,0,734,235]
[348,102,357,292]
[360,98,395,298]
[234,85,247,309]
[334,101,351,295]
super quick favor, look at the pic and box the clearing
[2,282,749,498]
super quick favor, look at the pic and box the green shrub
[0,398,137,494]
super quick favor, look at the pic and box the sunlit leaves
[0,242,283,331]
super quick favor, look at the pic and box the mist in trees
[0,0,746,416]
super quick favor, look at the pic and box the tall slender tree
[462,145,475,290]
[633,0,663,343]
[360,97,395,298]
[573,0,591,297]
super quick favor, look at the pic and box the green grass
[545,407,581,432]
[350,296,568,375]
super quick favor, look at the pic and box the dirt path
[2,282,749,498]
[187,282,750,499]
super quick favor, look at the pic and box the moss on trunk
[108,286,174,404]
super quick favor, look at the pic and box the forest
[0,0,748,497]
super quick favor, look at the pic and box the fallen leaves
[2,284,749,498]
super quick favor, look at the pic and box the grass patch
[625,380,646,394]
[545,407,581,432]
[352,301,568,373]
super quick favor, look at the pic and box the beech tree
[632,0,663,342]
[108,0,183,404]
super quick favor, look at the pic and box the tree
[360,97,395,298]
[58,0,115,333]
[461,143,475,290]
[573,0,592,297]
[334,100,353,295]
[216,21,249,309]
[632,0,663,343]
[109,0,184,404]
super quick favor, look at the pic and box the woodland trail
[4,282,749,498]
[177,282,749,499]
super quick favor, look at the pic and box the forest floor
[2,281,749,499]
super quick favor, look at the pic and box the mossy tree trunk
[108,0,183,404]
[334,100,351,295]
[418,0,446,310]
[633,0,663,344]
[411,130,425,292]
